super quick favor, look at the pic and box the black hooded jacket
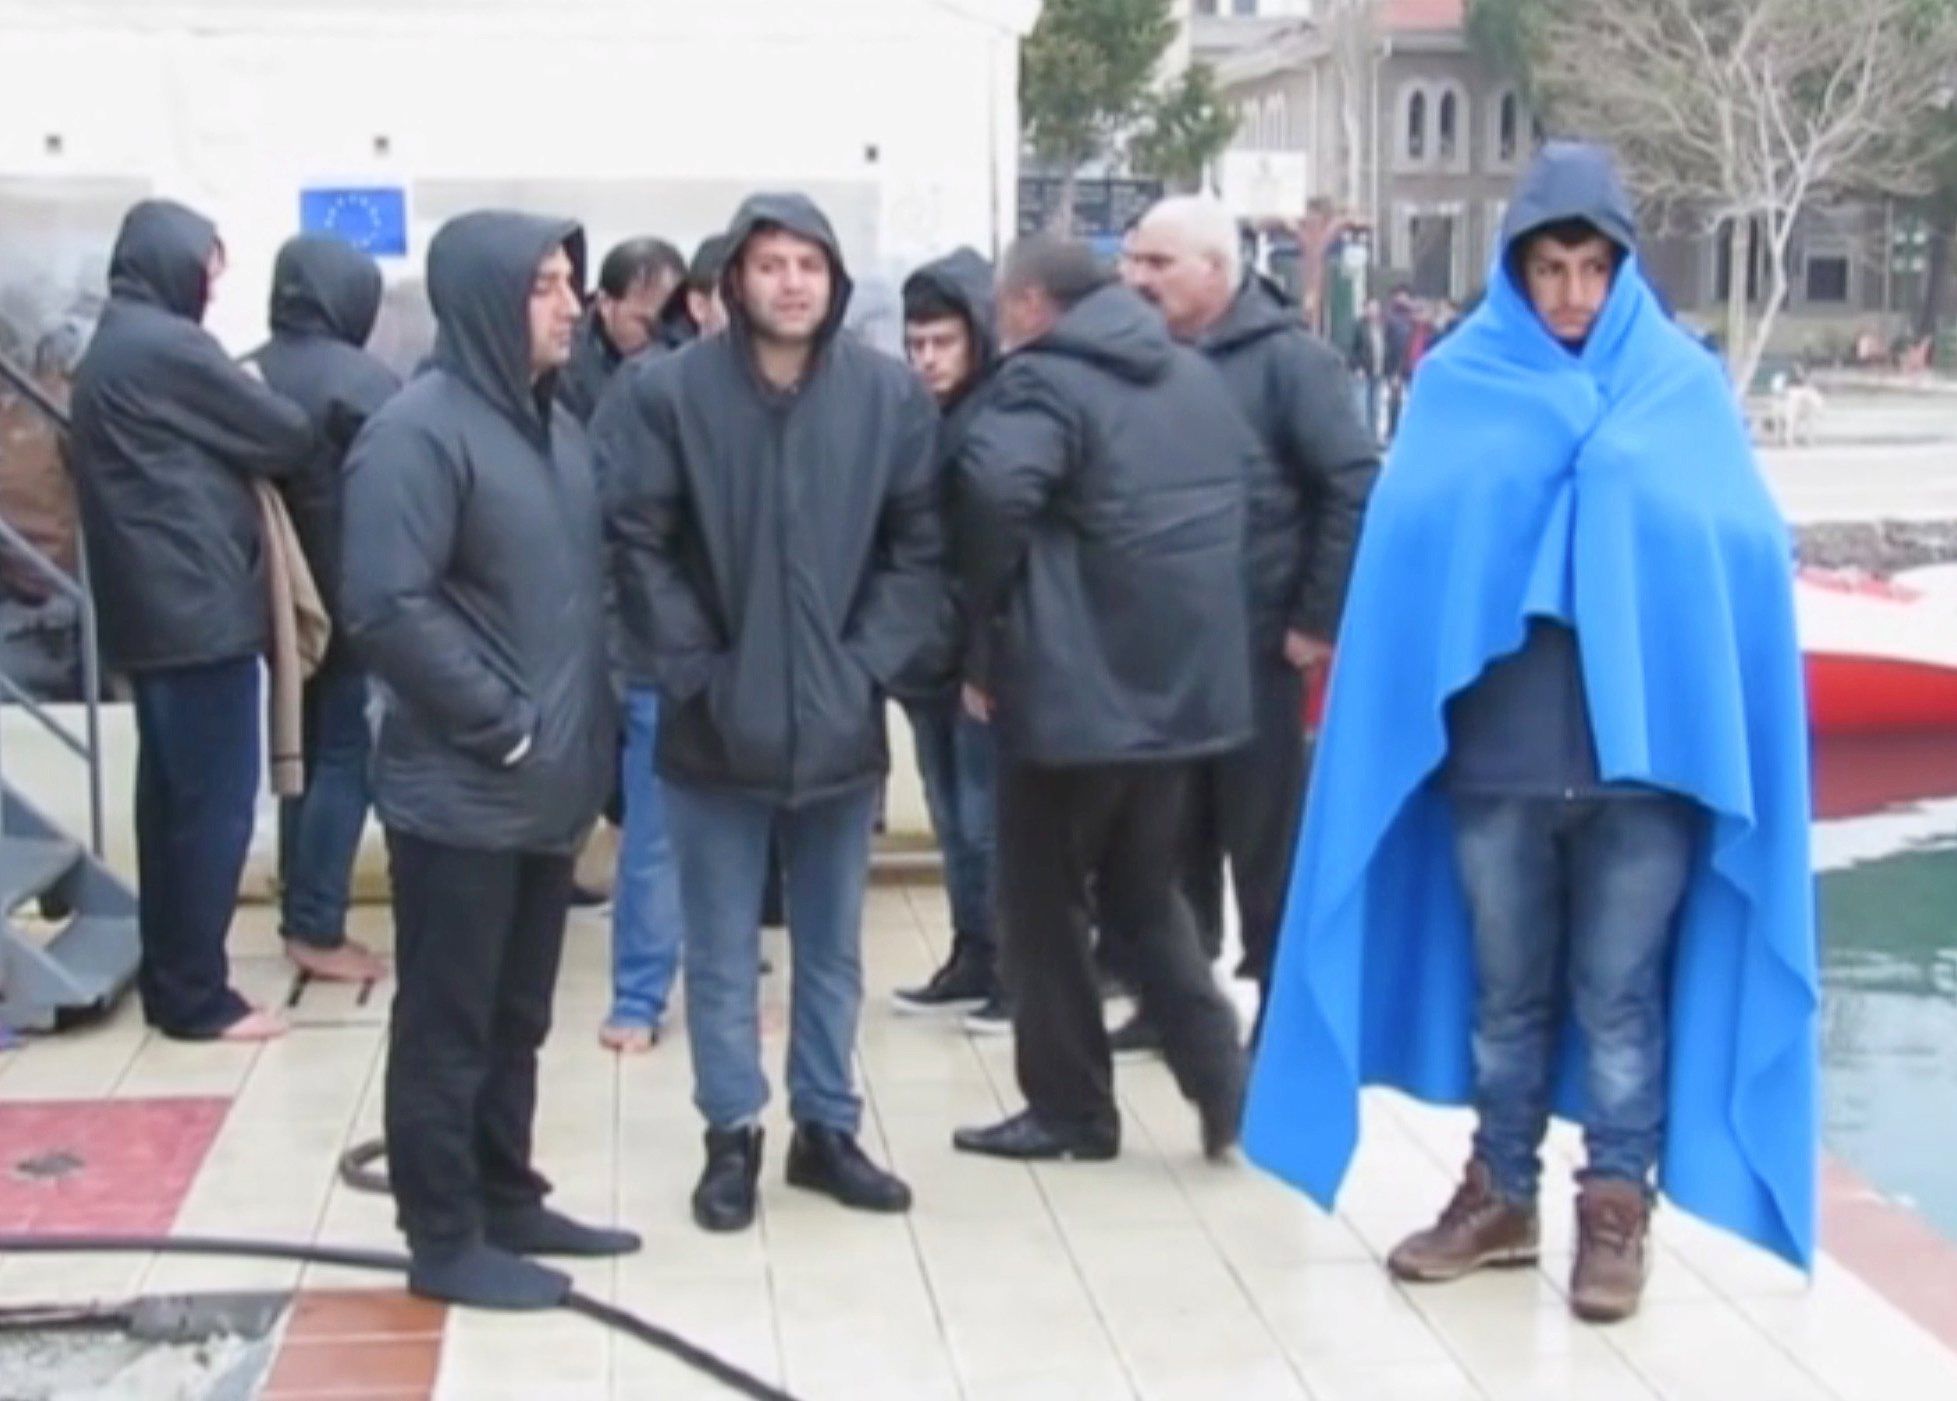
[1445,141,1639,798]
[594,192,949,807]
[341,211,615,854]
[248,235,401,671]
[957,284,1256,767]
[554,310,624,426]
[70,199,316,673]
[1197,275,1379,652]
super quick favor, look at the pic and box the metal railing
[0,350,106,856]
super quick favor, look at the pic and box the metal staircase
[0,350,139,1032]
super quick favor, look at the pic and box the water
[1815,734,1957,1240]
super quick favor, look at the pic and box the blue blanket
[1242,249,1818,1266]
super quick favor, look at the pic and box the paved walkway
[4,889,1957,1399]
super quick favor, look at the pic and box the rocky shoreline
[1796,519,1957,574]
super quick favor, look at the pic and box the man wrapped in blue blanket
[1243,142,1816,1324]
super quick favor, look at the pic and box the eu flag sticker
[299,187,409,257]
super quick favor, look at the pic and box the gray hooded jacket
[71,199,316,673]
[341,211,616,853]
[594,192,949,807]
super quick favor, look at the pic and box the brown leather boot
[1387,1160,1540,1283]
[1570,1178,1652,1323]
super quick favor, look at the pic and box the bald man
[1124,197,1379,1034]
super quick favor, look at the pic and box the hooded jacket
[957,283,1256,767]
[653,234,733,352]
[1444,143,1640,797]
[247,235,402,673]
[1197,275,1379,652]
[70,199,316,673]
[554,310,623,426]
[594,192,949,806]
[341,211,615,854]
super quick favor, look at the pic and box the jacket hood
[427,210,586,435]
[1029,284,1174,385]
[720,193,854,351]
[1500,141,1638,259]
[657,232,732,343]
[269,234,384,346]
[903,247,998,402]
[108,199,220,323]
[1202,273,1296,353]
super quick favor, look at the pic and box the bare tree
[1526,0,1957,393]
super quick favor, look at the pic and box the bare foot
[599,1022,657,1054]
[286,939,389,983]
[219,1007,288,1042]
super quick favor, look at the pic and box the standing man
[1347,299,1388,441]
[249,233,402,987]
[343,211,633,1309]
[597,193,947,1233]
[1245,145,1817,1323]
[1383,283,1416,437]
[951,237,1255,1165]
[1122,195,1378,1039]
[555,237,685,424]
[890,248,1003,1025]
[653,234,732,352]
[70,198,315,1042]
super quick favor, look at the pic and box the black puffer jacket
[594,193,949,807]
[1197,276,1378,650]
[554,310,623,425]
[957,284,1256,766]
[341,211,616,854]
[70,199,315,673]
[248,235,402,672]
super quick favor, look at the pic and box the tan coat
[257,481,330,797]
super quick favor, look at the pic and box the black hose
[0,1234,799,1401]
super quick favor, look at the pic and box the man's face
[736,230,832,344]
[688,285,728,337]
[995,281,1057,354]
[598,270,675,357]
[1523,232,1617,345]
[1122,220,1232,341]
[904,315,975,403]
[528,246,581,379]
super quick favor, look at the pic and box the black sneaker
[892,945,994,1015]
[692,1126,764,1233]
[785,1125,912,1213]
[1108,1010,1163,1061]
[962,993,1013,1036]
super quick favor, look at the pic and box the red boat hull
[1807,653,1957,735]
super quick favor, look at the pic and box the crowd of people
[58,140,1817,1327]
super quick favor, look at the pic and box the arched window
[1438,90,1460,165]
[1499,92,1520,164]
[1407,90,1427,163]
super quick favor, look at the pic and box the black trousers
[1179,662,1309,985]
[383,830,574,1250]
[998,760,1244,1133]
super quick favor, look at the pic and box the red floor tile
[1822,1155,1957,1351]
[261,1336,441,1396]
[285,1289,447,1341]
[0,1097,230,1235]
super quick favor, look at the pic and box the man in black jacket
[596,192,947,1234]
[1124,195,1379,1033]
[951,236,1255,1165]
[889,248,1004,1025]
[342,211,633,1309]
[248,234,401,988]
[70,199,315,1043]
[555,237,685,425]
[652,233,732,352]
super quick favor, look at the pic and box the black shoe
[692,1126,764,1233]
[953,1110,1119,1162]
[785,1125,913,1213]
[1108,1010,1163,1061]
[568,882,609,908]
[892,944,995,1015]
[407,1241,570,1310]
[1198,1073,1247,1163]
[486,1203,642,1258]
[962,993,1013,1036]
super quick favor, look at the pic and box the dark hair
[903,280,965,326]
[598,237,685,300]
[686,234,732,293]
[1524,217,1613,252]
[1000,235,1108,310]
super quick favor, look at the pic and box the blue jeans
[905,696,997,952]
[132,657,261,1037]
[665,779,878,1133]
[1452,793,1700,1202]
[609,687,684,1028]
[278,666,373,947]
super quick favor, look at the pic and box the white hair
[1141,196,1242,286]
